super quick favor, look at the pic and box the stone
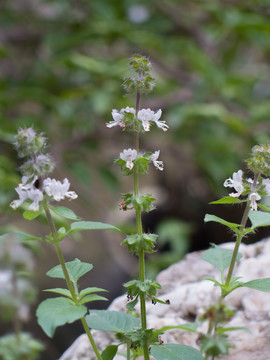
[59,238,270,360]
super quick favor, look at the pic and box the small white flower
[10,176,43,211]
[150,150,164,171]
[137,109,154,131]
[120,148,137,170]
[223,170,244,197]
[249,192,261,211]
[44,178,78,201]
[106,107,136,128]
[152,110,169,131]
[262,178,270,195]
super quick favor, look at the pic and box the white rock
[60,239,270,360]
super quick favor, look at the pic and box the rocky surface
[59,239,270,360]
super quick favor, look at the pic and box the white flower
[10,176,43,211]
[249,192,261,211]
[150,150,164,171]
[106,107,136,128]
[120,148,137,170]
[262,178,270,195]
[137,109,154,131]
[44,178,78,201]
[223,170,244,197]
[152,109,169,131]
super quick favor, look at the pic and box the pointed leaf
[86,310,140,333]
[151,344,204,360]
[210,197,245,205]
[79,294,108,305]
[46,259,93,284]
[201,245,242,273]
[44,288,73,298]
[242,278,270,292]
[66,221,120,236]
[101,345,118,360]
[36,298,87,337]
[50,206,82,220]
[155,323,198,336]
[79,287,108,299]
[11,232,45,242]
[204,214,240,231]
[248,210,270,229]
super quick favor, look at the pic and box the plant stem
[43,198,103,360]
[225,173,259,288]
[133,89,150,360]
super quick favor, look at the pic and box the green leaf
[258,204,270,212]
[79,294,108,305]
[248,210,270,229]
[101,345,118,360]
[36,298,87,337]
[66,221,120,236]
[86,310,140,333]
[216,326,250,334]
[201,245,242,274]
[155,323,198,336]
[204,214,240,231]
[79,287,108,299]
[46,258,93,284]
[50,206,82,221]
[23,209,42,220]
[242,278,270,292]
[210,196,245,205]
[43,288,72,298]
[150,344,204,360]
[10,232,45,242]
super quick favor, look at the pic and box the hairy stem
[43,198,103,360]
[225,173,259,288]
[133,89,150,360]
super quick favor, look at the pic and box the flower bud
[246,144,270,177]
[14,128,47,158]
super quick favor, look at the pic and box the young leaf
[36,298,87,337]
[150,344,204,360]
[50,206,82,221]
[210,197,245,205]
[43,288,73,298]
[242,278,270,292]
[154,323,198,337]
[79,294,108,305]
[204,214,240,232]
[23,209,42,220]
[10,232,45,242]
[86,310,140,333]
[248,210,270,229]
[101,345,118,360]
[79,287,108,299]
[46,258,93,284]
[66,221,120,236]
[201,245,242,274]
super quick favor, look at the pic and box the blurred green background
[1,0,270,358]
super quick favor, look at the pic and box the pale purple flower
[120,148,137,170]
[44,178,78,201]
[249,192,261,211]
[106,107,136,128]
[10,176,43,211]
[223,170,244,197]
[150,150,164,171]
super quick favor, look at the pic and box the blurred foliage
[1,0,270,207]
